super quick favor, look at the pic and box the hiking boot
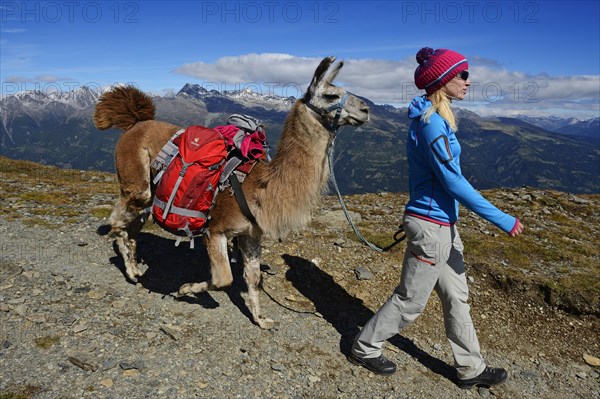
[457,366,508,389]
[347,352,397,375]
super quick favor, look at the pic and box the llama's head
[303,56,370,130]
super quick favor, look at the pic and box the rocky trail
[0,160,599,398]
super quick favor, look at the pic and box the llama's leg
[126,211,148,270]
[110,146,153,282]
[178,233,233,294]
[109,197,146,281]
[238,235,274,329]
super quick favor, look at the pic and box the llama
[93,57,370,328]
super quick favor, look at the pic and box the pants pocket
[404,216,441,266]
[409,250,437,266]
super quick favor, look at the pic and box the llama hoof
[124,270,137,282]
[177,282,209,296]
[177,283,194,297]
[125,269,143,283]
[256,316,276,330]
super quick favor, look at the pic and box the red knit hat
[414,48,468,95]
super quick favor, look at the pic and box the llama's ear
[306,56,336,99]
[325,61,344,84]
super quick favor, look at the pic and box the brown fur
[93,85,156,131]
[93,57,369,328]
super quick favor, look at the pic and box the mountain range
[0,85,598,194]
[516,115,599,145]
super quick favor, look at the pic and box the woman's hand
[510,220,525,237]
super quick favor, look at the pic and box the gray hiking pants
[352,214,486,379]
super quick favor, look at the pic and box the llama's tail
[93,85,156,131]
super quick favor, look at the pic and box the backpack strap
[220,156,244,185]
[152,197,208,219]
[162,161,192,217]
[151,128,185,185]
[175,225,197,249]
[228,172,257,226]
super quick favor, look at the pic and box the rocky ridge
[0,157,599,398]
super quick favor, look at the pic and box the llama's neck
[255,101,332,239]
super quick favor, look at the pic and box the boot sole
[457,375,508,389]
[347,354,396,376]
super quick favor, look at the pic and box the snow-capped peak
[176,83,295,112]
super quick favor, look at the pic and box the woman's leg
[352,215,442,358]
[434,226,486,379]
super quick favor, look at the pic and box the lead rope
[308,93,406,252]
[327,136,406,253]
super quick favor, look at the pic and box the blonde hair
[421,89,458,131]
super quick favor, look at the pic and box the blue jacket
[405,95,518,234]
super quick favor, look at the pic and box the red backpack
[151,125,228,244]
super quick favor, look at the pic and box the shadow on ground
[99,227,253,321]
[98,224,457,383]
[283,254,458,384]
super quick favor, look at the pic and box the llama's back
[93,85,156,131]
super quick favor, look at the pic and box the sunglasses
[456,70,470,81]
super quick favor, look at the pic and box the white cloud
[175,53,320,85]
[174,53,419,102]
[0,28,27,33]
[1,28,27,33]
[459,68,600,118]
[149,52,600,119]
[5,75,75,83]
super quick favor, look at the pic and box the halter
[306,91,406,253]
[305,92,349,136]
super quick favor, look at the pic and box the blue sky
[1,0,599,118]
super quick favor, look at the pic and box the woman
[348,47,524,389]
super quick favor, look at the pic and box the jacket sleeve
[419,120,517,234]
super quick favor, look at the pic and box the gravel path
[1,204,599,399]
